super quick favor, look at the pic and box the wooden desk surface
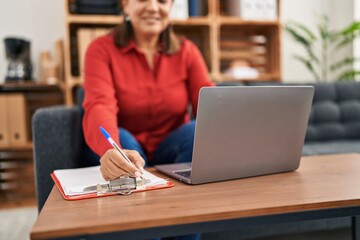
[31,154,360,239]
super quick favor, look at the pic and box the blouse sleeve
[82,37,120,157]
[186,41,215,116]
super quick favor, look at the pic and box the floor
[0,207,37,240]
[0,206,352,240]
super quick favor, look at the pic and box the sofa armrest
[32,106,83,212]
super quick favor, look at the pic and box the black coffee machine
[4,37,33,81]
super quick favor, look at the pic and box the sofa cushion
[244,81,360,142]
[306,82,360,142]
[302,140,360,156]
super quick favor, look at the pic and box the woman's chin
[141,28,164,37]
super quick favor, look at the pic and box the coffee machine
[4,38,33,81]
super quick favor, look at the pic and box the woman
[83,0,213,184]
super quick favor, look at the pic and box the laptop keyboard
[173,169,192,178]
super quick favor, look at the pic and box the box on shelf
[69,0,121,15]
[0,94,28,147]
[0,96,9,147]
[223,59,260,79]
[170,0,189,20]
[226,0,277,20]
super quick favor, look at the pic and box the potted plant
[285,14,360,81]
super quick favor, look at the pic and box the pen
[99,127,142,177]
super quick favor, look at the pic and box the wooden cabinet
[0,94,28,147]
[0,83,64,206]
[64,0,282,105]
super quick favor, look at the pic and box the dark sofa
[302,82,360,155]
[218,81,360,156]
[32,81,360,239]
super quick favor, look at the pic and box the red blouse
[82,34,214,160]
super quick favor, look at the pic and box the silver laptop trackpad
[155,162,193,183]
[173,168,192,178]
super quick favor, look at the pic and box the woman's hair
[113,19,181,54]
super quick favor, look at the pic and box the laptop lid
[156,86,314,185]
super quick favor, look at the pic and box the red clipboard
[51,173,174,201]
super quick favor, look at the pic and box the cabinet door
[0,95,10,147]
[6,94,28,145]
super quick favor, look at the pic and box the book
[188,0,200,17]
[226,0,277,20]
[263,0,277,20]
[75,0,121,15]
[51,166,174,200]
[170,0,189,20]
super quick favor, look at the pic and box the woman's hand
[99,149,145,180]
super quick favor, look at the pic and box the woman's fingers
[110,149,141,177]
[100,160,119,180]
[99,149,146,180]
[123,149,145,173]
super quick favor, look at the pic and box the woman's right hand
[99,149,145,180]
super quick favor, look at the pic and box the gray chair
[32,88,86,211]
[32,105,84,211]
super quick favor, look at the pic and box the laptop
[155,86,314,184]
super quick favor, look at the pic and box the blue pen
[99,127,134,166]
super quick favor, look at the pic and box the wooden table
[31,154,360,239]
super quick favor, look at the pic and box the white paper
[53,166,168,196]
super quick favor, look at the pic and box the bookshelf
[0,82,64,206]
[64,0,282,105]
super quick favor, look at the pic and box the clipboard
[51,166,174,201]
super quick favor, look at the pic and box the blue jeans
[84,120,200,240]
[84,120,196,166]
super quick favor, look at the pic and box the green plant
[285,14,360,81]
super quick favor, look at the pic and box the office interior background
[0,0,359,83]
[0,0,360,239]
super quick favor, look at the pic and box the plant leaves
[330,57,360,71]
[285,21,317,42]
[285,14,360,81]
[334,21,360,49]
[284,23,313,48]
[293,54,320,81]
[284,22,319,63]
[328,30,341,43]
[305,47,320,64]
[335,33,360,49]
[317,14,330,40]
[338,21,360,35]
[336,70,360,81]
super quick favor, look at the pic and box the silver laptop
[155,86,314,184]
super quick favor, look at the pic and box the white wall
[354,0,360,78]
[330,0,355,81]
[0,0,355,83]
[0,0,65,82]
[281,0,354,82]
